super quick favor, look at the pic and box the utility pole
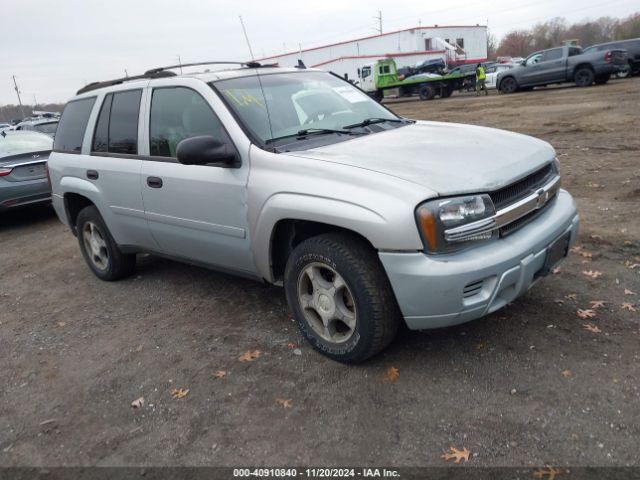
[374,10,382,34]
[12,75,25,118]
[124,69,129,78]
[238,16,255,61]
[176,55,183,74]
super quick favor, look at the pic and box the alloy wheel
[82,221,109,270]
[297,262,357,343]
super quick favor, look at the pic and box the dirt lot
[1,78,639,468]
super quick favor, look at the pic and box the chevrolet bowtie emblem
[535,188,548,208]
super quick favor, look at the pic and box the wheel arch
[253,193,391,283]
[572,63,594,78]
[497,75,517,91]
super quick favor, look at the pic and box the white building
[256,25,488,81]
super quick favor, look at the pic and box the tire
[76,205,136,281]
[499,76,517,94]
[418,84,436,100]
[440,86,453,98]
[594,74,610,85]
[284,233,400,363]
[371,90,383,102]
[574,67,594,87]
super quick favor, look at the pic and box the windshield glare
[213,71,398,145]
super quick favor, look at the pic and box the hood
[286,121,556,196]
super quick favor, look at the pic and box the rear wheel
[594,73,610,85]
[440,85,454,98]
[284,233,400,363]
[76,205,136,281]
[418,84,436,100]
[499,76,517,94]
[574,67,594,87]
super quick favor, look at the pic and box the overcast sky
[1,0,637,104]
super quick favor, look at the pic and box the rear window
[92,90,141,155]
[53,97,96,152]
[0,131,53,157]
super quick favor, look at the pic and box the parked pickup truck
[584,38,640,77]
[48,62,579,363]
[497,45,627,93]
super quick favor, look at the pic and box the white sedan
[486,64,516,89]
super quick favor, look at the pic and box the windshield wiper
[342,117,406,129]
[265,128,363,144]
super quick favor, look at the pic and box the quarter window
[91,90,142,155]
[149,87,228,158]
[53,97,96,153]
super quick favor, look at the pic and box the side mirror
[176,136,238,166]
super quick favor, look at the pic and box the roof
[256,24,487,61]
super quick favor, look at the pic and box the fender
[60,175,101,198]
[253,192,396,282]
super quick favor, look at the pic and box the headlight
[416,194,496,253]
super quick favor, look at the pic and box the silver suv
[48,61,579,363]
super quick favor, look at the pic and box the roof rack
[77,60,275,95]
[76,70,176,95]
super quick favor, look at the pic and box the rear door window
[53,97,96,152]
[92,90,142,155]
[542,48,563,61]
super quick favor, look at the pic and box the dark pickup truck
[584,38,640,77]
[497,45,627,93]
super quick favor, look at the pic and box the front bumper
[0,177,51,211]
[379,189,579,330]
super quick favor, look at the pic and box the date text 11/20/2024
[232,468,401,477]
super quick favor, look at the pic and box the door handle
[147,176,163,188]
[87,170,99,180]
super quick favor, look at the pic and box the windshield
[0,131,53,158]
[212,71,400,147]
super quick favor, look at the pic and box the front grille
[489,163,553,210]
[499,197,554,237]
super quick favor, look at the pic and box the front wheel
[284,233,400,363]
[76,205,136,281]
[499,77,518,94]
[574,67,594,87]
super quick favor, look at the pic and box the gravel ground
[0,77,638,468]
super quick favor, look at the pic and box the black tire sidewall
[419,85,435,100]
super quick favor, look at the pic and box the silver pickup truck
[48,62,579,363]
[498,45,627,93]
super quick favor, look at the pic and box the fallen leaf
[621,302,636,312]
[628,263,640,270]
[212,370,226,379]
[589,300,606,309]
[561,369,573,377]
[238,350,262,362]
[170,388,189,399]
[57,321,66,327]
[475,341,486,351]
[135,345,144,352]
[552,267,561,274]
[577,309,596,319]
[564,293,577,300]
[441,446,470,464]
[624,289,636,295]
[582,270,602,279]
[583,323,602,333]
[579,251,593,258]
[570,246,582,253]
[533,465,564,480]
[276,398,292,409]
[131,397,145,408]
[285,342,297,349]
[382,366,400,383]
